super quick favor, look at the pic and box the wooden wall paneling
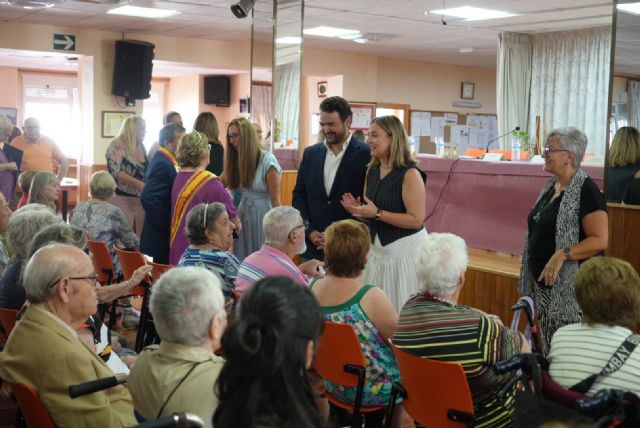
[280,170,297,207]
[606,203,640,273]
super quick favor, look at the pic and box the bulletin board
[409,110,498,154]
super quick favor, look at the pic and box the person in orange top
[10,117,69,181]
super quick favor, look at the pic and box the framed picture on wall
[0,107,18,125]
[240,98,251,114]
[317,81,328,98]
[349,102,376,130]
[461,82,475,100]
[102,111,135,138]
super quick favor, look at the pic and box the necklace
[431,295,455,305]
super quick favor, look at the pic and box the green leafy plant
[511,130,530,151]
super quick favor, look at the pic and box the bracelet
[375,208,383,221]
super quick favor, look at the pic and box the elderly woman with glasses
[170,131,239,266]
[519,127,608,352]
[178,203,240,303]
[224,117,281,261]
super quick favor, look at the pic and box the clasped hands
[340,193,378,220]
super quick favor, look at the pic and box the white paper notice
[410,111,431,137]
[451,125,470,153]
[430,117,445,138]
[467,116,481,128]
[444,113,458,124]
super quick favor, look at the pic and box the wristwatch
[563,246,572,258]
[375,208,382,221]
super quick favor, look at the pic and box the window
[142,81,166,151]
[22,73,81,159]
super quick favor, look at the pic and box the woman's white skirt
[362,228,429,311]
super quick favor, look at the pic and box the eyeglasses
[227,133,240,141]
[542,146,571,155]
[47,274,99,289]
[288,220,309,236]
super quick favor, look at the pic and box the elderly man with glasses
[0,244,136,427]
[236,206,324,294]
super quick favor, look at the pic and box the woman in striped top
[548,256,640,396]
[341,115,427,310]
[393,233,528,428]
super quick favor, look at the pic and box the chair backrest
[114,248,148,296]
[0,307,18,337]
[392,344,474,427]
[314,321,366,388]
[148,261,173,285]
[86,239,115,285]
[12,383,56,428]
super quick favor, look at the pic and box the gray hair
[90,171,117,200]
[263,206,301,247]
[23,244,82,304]
[547,127,588,169]
[29,224,86,258]
[185,202,227,246]
[8,205,60,260]
[0,116,12,142]
[150,266,224,346]
[415,233,468,297]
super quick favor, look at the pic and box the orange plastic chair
[315,321,386,428]
[0,307,18,337]
[385,344,474,428]
[86,239,116,286]
[114,248,153,352]
[12,383,56,428]
[148,261,173,284]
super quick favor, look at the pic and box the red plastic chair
[12,383,55,428]
[149,261,173,285]
[314,321,386,428]
[0,307,18,337]
[385,343,475,427]
[86,239,116,286]
[114,248,152,352]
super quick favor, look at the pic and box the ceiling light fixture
[459,47,473,53]
[304,26,361,38]
[429,6,516,21]
[107,5,179,18]
[276,37,302,44]
[617,2,640,15]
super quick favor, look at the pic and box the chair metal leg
[344,364,366,428]
[384,383,405,428]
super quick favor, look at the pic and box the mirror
[272,0,303,149]
[608,0,640,203]
[250,4,274,151]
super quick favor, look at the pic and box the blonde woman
[341,115,427,310]
[170,131,239,265]
[194,112,224,176]
[607,126,640,202]
[105,115,148,237]
[27,171,59,210]
[224,117,281,260]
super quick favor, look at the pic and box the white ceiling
[0,0,615,71]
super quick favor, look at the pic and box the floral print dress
[320,284,400,406]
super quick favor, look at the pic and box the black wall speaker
[204,76,230,107]
[112,40,155,101]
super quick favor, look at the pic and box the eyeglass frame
[288,219,309,236]
[47,274,100,289]
[542,146,571,155]
[227,133,241,141]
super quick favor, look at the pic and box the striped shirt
[549,324,640,396]
[178,247,240,295]
[393,293,520,428]
[236,245,308,294]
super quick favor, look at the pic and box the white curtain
[497,32,532,150]
[628,80,640,129]
[251,84,272,148]
[529,27,611,156]
[274,62,300,146]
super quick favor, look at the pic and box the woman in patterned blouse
[105,115,148,237]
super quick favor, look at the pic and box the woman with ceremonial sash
[169,131,239,265]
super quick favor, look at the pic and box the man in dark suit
[140,123,185,264]
[293,96,371,260]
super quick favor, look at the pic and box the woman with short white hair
[71,170,139,276]
[128,266,227,426]
[393,233,528,428]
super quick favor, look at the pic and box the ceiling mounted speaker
[230,0,255,18]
